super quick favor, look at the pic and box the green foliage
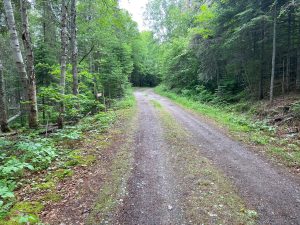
[16,141,57,170]
[0,137,56,219]
[38,64,104,123]
[54,129,82,141]
[192,4,217,39]
[33,181,56,191]
[113,89,136,109]
[0,180,15,200]
[0,158,33,178]
[155,86,300,168]
[47,169,74,181]
[40,192,62,203]
[145,0,298,103]
[291,102,300,119]
[65,151,96,167]
[8,201,44,224]
[130,32,162,87]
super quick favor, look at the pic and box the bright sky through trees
[119,0,149,31]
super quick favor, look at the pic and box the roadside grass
[86,101,137,225]
[150,99,162,108]
[155,86,300,169]
[0,89,136,224]
[152,100,257,224]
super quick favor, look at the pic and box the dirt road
[115,89,300,225]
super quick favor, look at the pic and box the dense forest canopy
[0,0,159,132]
[144,0,300,103]
[0,0,300,132]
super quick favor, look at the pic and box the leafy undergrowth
[0,90,136,224]
[152,100,257,224]
[155,86,300,170]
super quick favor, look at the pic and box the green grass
[155,86,256,133]
[155,85,300,168]
[150,99,162,108]
[113,88,136,110]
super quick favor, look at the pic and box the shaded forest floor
[0,94,136,224]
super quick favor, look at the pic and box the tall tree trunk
[3,0,28,121]
[57,0,68,129]
[71,0,79,95]
[259,18,265,100]
[20,0,38,128]
[286,8,292,93]
[296,48,300,91]
[0,61,10,133]
[270,1,277,103]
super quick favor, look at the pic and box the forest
[0,0,300,224]
[1,0,300,132]
[144,0,300,102]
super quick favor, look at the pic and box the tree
[57,0,68,129]
[3,0,28,120]
[71,0,78,95]
[4,0,38,128]
[20,0,38,128]
[270,1,277,102]
[144,0,299,102]
[0,60,10,132]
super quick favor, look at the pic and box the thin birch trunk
[57,0,68,129]
[71,0,79,95]
[0,61,10,133]
[20,0,38,128]
[270,1,277,102]
[3,0,28,120]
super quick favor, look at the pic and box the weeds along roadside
[154,85,300,170]
[0,89,136,224]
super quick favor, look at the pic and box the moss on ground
[0,201,44,225]
[46,169,74,181]
[40,192,62,203]
[64,150,96,167]
[33,181,56,191]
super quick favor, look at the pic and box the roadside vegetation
[0,0,146,223]
[127,0,300,171]
[0,91,135,224]
[155,85,300,170]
